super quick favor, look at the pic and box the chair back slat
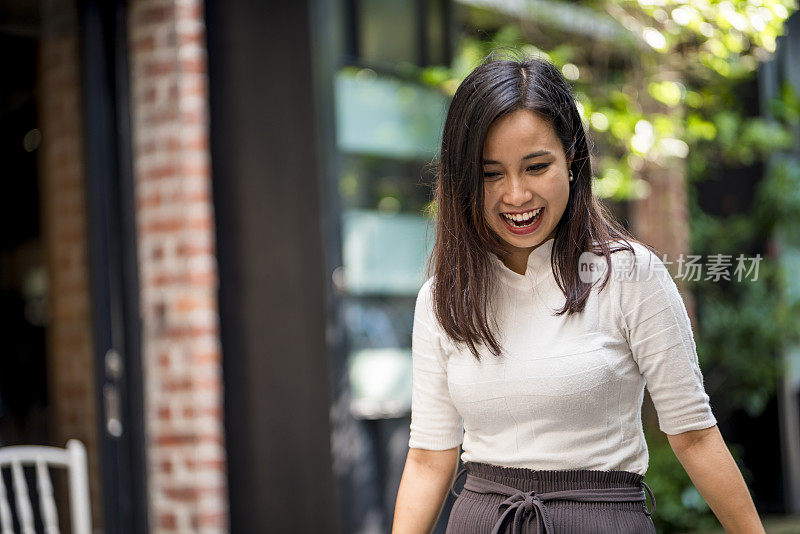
[0,441,91,534]
[0,470,14,534]
[36,459,60,534]
[67,441,91,534]
[11,460,36,534]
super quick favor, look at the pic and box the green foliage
[692,265,788,416]
[622,0,795,73]
[689,137,800,420]
[755,154,800,228]
[418,0,797,200]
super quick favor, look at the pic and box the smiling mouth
[501,207,543,228]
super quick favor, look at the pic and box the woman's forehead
[483,111,557,152]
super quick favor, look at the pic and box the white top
[408,237,717,475]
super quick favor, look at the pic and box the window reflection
[333,61,449,534]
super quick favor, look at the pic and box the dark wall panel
[205,1,339,531]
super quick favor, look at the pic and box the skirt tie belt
[451,467,656,534]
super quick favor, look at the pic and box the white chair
[0,439,91,534]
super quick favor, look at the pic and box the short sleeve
[613,244,718,435]
[408,278,464,450]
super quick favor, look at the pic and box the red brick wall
[128,0,229,531]
[38,0,105,530]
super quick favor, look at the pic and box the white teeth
[502,207,542,225]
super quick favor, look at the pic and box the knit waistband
[450,462,656,534]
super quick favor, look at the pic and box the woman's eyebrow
[481,150,552,165]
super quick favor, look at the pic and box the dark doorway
[0,4,49,450]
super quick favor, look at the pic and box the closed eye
[483,163,549,179]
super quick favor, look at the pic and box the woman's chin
[498,225,551,247]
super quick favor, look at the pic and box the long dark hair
[426,53,649,361]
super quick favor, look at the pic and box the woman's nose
[502,174,533,206]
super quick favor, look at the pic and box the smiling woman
[392,53,764,534]
[481,110,571,272]
[427,55,641,361]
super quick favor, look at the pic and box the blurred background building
[0,0,798,533]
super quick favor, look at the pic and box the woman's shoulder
[418,276,436,302]
[613,240,659,270]
[414,276,455,349]
[415,276,438,324]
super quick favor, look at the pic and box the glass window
[359,0,417,65]
[334,68,447,419]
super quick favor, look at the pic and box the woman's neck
[499,233,555,276]
[502,247,534,275]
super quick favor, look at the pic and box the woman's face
[481,109,571,253]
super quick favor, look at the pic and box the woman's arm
[667,425,765,534]
[392,446,460,534]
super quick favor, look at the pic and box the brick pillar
[128,0,229,532]
[630,160,697,321]
[38,0,105,530]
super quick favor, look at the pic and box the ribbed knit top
[408,237,717,475]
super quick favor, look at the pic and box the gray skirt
[445,461,657,534]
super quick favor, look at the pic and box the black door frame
[78,0,149,532]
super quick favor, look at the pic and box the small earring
[569,170,574,182]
